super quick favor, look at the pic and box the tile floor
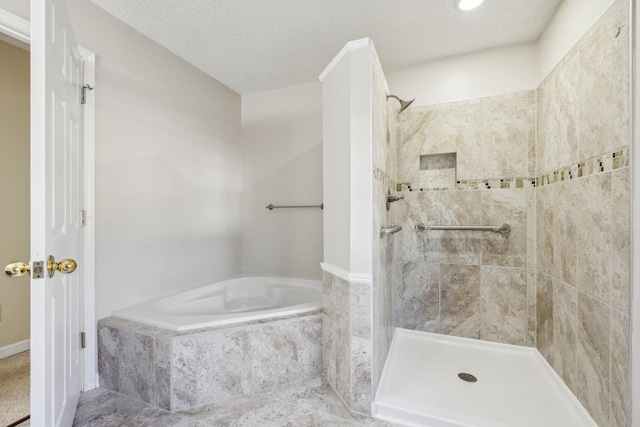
[72,376,399,426]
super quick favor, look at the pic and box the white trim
[320,262,372,284]
[0,7,98,393]
[0,339,30,359]
[80,47,97,392]
[319,38,372,82]
[0,8,29,46]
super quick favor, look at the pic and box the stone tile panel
[576,293,611,426]
[439,264,480,339]
[479,266,527,345]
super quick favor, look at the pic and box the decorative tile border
[395,148,629,192]
[397,178,536,192]
[538,148,629,187]
[455,177,537,191]
[374,167,395,189]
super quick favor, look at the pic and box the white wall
[538,0,616,81]
[385,41,538,107]
[69,0,243,321]
[0,0,26,19]
[348,47,374,275]
[321,54,352,272]
[320,39,373,276]
[385,0,619,107]
[0,0,244,322]
[241,82,323,279]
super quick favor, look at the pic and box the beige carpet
[0,351,29,427]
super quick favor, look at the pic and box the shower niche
[419,152,456,189]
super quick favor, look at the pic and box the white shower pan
[373,329,596,427]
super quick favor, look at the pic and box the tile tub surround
[72,377,398,427]
[98,312,322,412]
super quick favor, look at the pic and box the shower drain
[458,372,477,383]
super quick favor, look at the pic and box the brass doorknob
[4,262,30,278]
[47,256,77,278]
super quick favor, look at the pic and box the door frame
[0,7,98,392]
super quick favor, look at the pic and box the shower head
[387,94,415,114]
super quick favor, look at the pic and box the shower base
[373,329,596,427]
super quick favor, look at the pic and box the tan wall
[0,39,30,349]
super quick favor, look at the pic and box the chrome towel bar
[415,222,511,235]
[266,203,323,210]
[380,224,402,238]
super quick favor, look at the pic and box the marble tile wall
[371,49,400,402]
[98,313,322,412]
[395,187,536,346]
[322,270,374,415]
[536,0,630,177]
[395,88,537,346]
[533,0,630,425]
[399,90,536,187]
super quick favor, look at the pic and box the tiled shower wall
[394,0,630,424]
[396,91,537,346]
[535,0,630,425]
[371,49,401,396]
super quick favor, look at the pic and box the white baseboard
[84,372,100,392]
[0,339,30,359]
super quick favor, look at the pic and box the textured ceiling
[90,0,561,94]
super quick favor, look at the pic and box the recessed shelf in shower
[419,152,457,189]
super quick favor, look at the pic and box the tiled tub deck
[98,311,322,411]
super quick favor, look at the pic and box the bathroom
[0,0,635,425]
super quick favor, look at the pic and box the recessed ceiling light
[455,0,485,11]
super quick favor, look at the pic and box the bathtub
[112,275,322,331]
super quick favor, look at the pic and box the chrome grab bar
[380,224,402,238]
[266,203,323,210]
[415,222,511,235]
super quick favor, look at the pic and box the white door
[31,0,84,424]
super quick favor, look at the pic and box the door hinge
[81,84,94,105]
[81,209,87,226]
[80,332,86,349]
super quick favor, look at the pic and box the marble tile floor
[73,376,399,427]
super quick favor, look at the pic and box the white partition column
[319,39,375,415]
